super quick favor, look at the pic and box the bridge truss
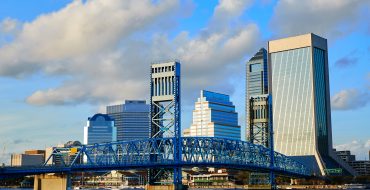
[0,137,310,178]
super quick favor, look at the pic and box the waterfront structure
[268,33,355,176]
[11,150,45,166]
[187,169,235,187]
[83,113,116,145]
[246,48,271,147]
[189,90,240,140]
[107,100,150,141]
[80,170,145,187]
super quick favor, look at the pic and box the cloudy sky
[0,0,369,164]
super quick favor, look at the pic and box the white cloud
[0,0,260,106]
[213,0,252,21]
[269,0,370,39]
[331,89,370,110]
[0,0,179,77]
[335,140,370,160]
[0,18,20,34]
[208,0,253,33]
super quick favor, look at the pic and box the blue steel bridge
[0,137,310,178]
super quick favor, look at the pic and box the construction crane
[0,141,8,166]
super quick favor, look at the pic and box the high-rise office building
[246,48,268,96]
[268,33,355,176]
[246,48,271,148]
[107,100,150,141]
[189,90,240,140]
[83,113,116,145]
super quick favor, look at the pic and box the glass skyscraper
[83,113,116,145]
[246,48,271,148]
[188,90,240,140]
[268,33,356,176]
[107,100,150,141]
[246,48,268,96]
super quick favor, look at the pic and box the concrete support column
[34,173,70,190]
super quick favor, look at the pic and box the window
[250,63,261,72]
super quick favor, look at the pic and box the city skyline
[0,0,370,165]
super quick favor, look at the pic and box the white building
[188,90,240,140]
[84,113,116,145]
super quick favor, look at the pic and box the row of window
[151,65,175,73]
[152,76,175,96]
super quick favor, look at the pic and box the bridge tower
[149,61,181,186]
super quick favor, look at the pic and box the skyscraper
[246,48,271,148]
[189,90,240,140]
[83,113,116,145]
[268,33,355,176]
[107,100,150,141]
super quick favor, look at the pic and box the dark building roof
[64,141,82,147]
[248,48,267,62]
[88,113,114,121]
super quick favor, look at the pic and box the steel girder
[0,137,310,178]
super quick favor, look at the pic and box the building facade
[268,33,355,176]
[11,150,45,166]
[246,48,271,148]
[107,100,150,141]
[348,160,370,176]
[84,113,116,145]
[44,141,82,166]
[189,90,240,140]
[183,128,190,137]
[334,149,370,176]
[334,149,356,162]
[187,169,235,187]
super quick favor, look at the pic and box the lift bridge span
[0,137,310,178]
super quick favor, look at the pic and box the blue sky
[0,0,369,164]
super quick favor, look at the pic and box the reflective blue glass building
[189,90,241,140]
[107,100,150,141]
[246,48,271,148]
[83,113,116,145]
[268,33,356,176]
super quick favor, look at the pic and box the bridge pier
[34,173,70,190]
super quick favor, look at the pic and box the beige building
[182,128,190,137]
[11,149,45,166]
[268,33,355,176]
